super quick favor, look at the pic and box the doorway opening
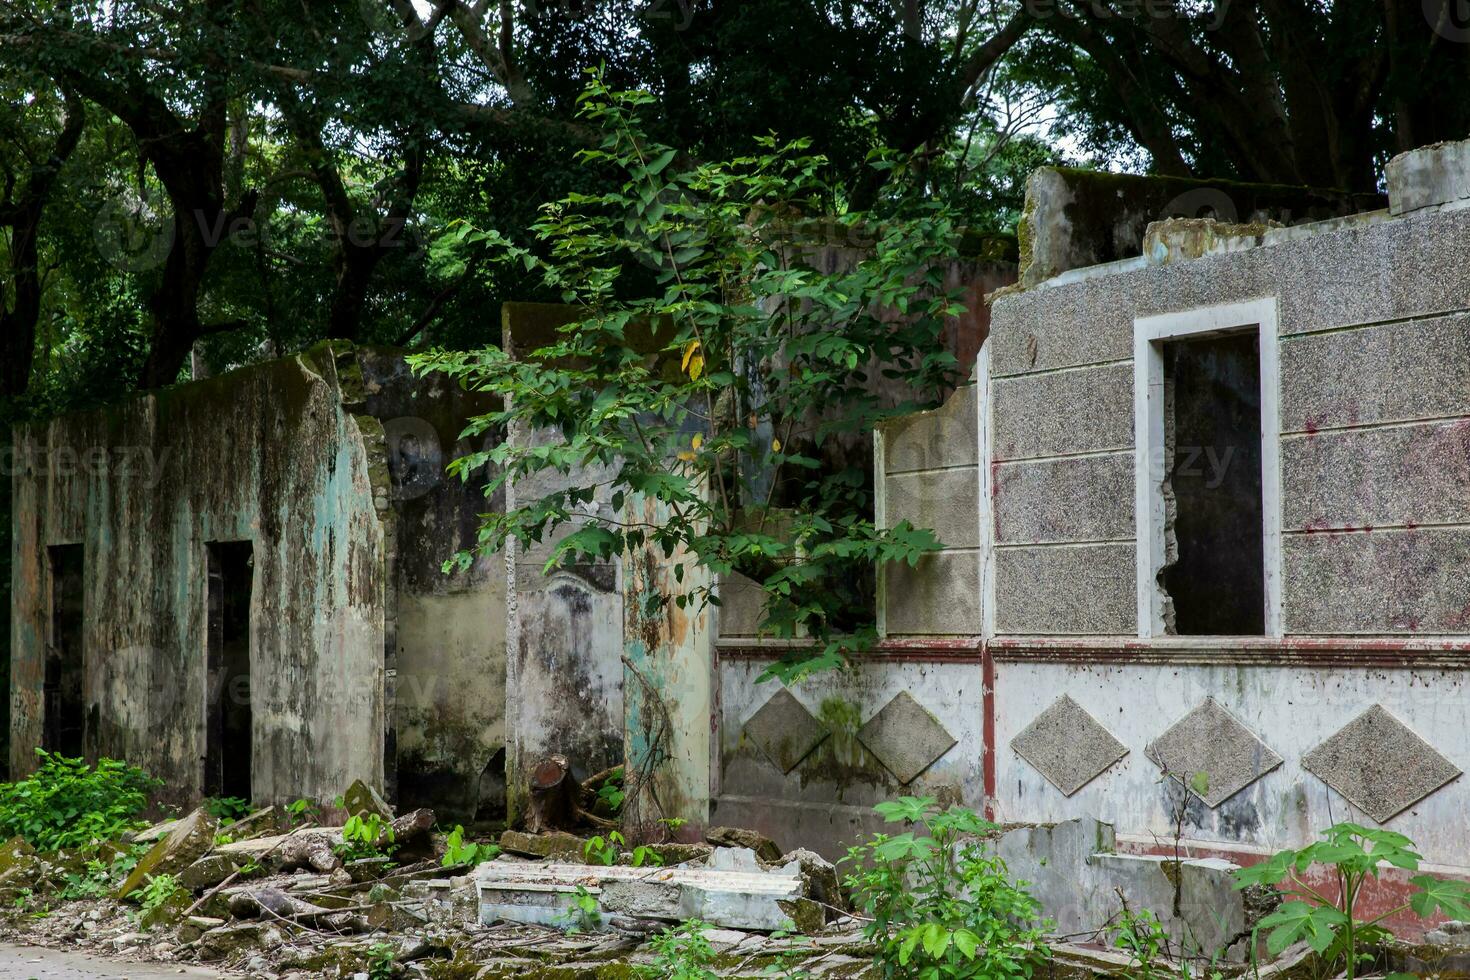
[43,545,86,756]
[205,541,254,801]
[1159,331,1266,635]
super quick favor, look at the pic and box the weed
[596,768,627,814]
[640,919,718,980]
[1234,822,1470,980]
[0,751,159,851]
[365,941,396,979]
[284,798,320,828]
[337,813,396,862]
[136,873,183,918]
[557,884,602,934]
[203,796,251,824]
[442,825,499,868]
[845,796,1050,980]
[584,830,663,867]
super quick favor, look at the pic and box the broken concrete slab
[994,816,1262,962]
[475,859,806,931]
[117,808,218,899]
[705,827,783,863]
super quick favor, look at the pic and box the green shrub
[336,813,396,862]
[640,919,718,980]
[844,797,1049,980]
[1234,822,1470,979]
[0,751,159,851]
[203,796,251,823]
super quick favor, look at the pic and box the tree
[0,82,82,402]
[414,76,967,679]
[1019,0,1470,192]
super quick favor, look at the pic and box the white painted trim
[977,340,996,640]
[1132,297,1283,639]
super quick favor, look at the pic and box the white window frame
[1132,298,1282,639]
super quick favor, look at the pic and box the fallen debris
[117,808,218,898]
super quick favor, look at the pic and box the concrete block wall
[986,141,1470,871]
[874,384,982,638]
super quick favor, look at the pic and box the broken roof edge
[1009,139,1470,295]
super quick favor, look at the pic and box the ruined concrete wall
[1018,167,1382,288]
[9,346,386,804]
[357,350,507,823]
[501,304,625,824]
[985,143,1470,868]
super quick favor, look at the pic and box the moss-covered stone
[117,808,218,899]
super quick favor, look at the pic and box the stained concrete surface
[0,944,220,979]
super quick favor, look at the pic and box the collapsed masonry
[11,136,1470,950]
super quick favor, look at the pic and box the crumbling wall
[9,346,386,804]
[1018,167,1382,288]
[357,350,507,823]
[500,304,625,825]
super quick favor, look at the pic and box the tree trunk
[526,755,580,833]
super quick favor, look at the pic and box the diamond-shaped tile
[742,689,830,774]
[1011,695,1128,796]
[1303,704,1461,824]
[1145,698,1283,807]
[856,692,957,784]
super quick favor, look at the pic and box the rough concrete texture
[993,660,1470,868]
[992,205,1470,377]
[993,452,1134,544]
[991,363,1134,460]
[742,688,831,774]
[1282,420,1470,531]
[1302,704,1461,823]
[475,860,806,931]
[855,691,957,785]
[1387,138,1470,214]
[1283,528,1470,633]
[993,543,1135,635]
[1278,312,1470,432]
[876,384,977,474]
[994,817,1255,961]
[501,304,628,825]
[1089,854,1254,960]
[1142,218,1271,265]
[705,828,783,862]
[1010,695,1129,796]
[356,348,506,818]
[9,344,504,814]
[622,491,715,830]
[881,551,980,637]
[882,469,979,549]
[1018,166,1378,288]
[993,817,1116,935]
[1144,698,1283,808]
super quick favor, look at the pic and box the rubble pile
[0,789,875,979]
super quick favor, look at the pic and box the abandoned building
[9,134,1470,939]
[7,343,506,819]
